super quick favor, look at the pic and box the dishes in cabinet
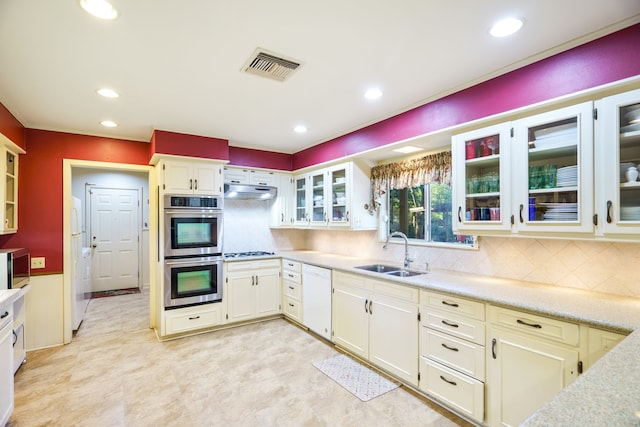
[620,163,638,180]
[556,165,578,187]
[541,202,578,221]
[620,206,640,221]
[531,123,577,149]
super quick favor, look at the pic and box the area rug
[91,288,140,299]
[312,354,399,402]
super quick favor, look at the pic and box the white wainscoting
[26,274,64,351]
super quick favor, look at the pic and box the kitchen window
[372,150,476,248]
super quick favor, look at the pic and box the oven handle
[164,210,222,216]
[164,257,222,266]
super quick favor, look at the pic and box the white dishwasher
[302,264,332,341]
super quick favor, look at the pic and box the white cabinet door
[226,270,255,323]
[309,170,328,226]
[327,163,350,227]
[452,123,512,232]
[512,102,594,234]
[332,275,370,359]
[293,175,309,226]
[192,163,222,195]
[254,268,280,318]
[0,312,13,427]
[163,159,222,195]
[163,161,193,193]
[270,173,294,227]
[369,293,419,385]
[596,88,640,236]
[486,326,579,427]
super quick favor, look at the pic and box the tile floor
[8,290,471,426]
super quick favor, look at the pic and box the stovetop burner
[224,251,276,259]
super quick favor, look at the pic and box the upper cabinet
[160,158,224,195]
[223,167,278,186]
[453,101,595,237]
[2,149,18,234]
[596,88,640,237]
[291,161,376,230]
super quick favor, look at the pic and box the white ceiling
[0,1,639,155]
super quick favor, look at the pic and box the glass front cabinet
[596,88,640,236]
[452,123,512,232]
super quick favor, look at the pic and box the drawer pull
[441,300,459,308]
[365,299,369,314]
[369,300,373,315]
[0,311,8,320]
[441,343,459,352]
[288,286,294,290]
[441,320,459,328]
[439,375,457,386]
[288,273,295,278]
[289,303,295,307]
[517,319,542,329]
[188,316,201,320]
[492,338,497,359]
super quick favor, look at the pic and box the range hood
[224,183,277,200]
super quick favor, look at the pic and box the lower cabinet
[164,303,224,335]
[486,305,580,427]
[226,259,281,323]
[0,302,14,426]
[282,259,303,323]
[332,271,419,385]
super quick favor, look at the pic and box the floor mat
[312,354,400,402]
[91,288,141,299]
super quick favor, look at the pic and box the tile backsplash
[299,230,640,298]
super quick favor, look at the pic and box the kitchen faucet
[383,231,415,269]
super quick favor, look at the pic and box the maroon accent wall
[228,146,293,171]
[151,129,229,161]
[292,23,640,170]
[0,103,26,151]
[0,129,151,274]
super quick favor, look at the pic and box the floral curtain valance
[370,151,452,202]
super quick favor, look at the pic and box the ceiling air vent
[242,49,301,82]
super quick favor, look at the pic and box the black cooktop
[224,251,276,259]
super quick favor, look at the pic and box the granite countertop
[278,250,640,426]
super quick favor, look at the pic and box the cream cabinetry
[270,173,294,227]
[224,166,278,186]
[0,301,13,426]
[453,102,594,236]
[160,157,224,195]
[226,259,281,323]
[281,259,303,323]
[332,271,419,385]
[585,327,625,369]
[486,305,581,427]
[419,291,485,423]
[293,161,376,229]
[1,149,18,234]
[163,303,225,335]
[596,88,640,236]
[12,289,27,373]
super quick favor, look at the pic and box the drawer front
[283,280,302,300]
[282,270,302,285]
[488,305,580,346]
[282,259,302,273]
[423,309,485,345]
[371,279,419,303]
[226,258,281,272]
[421,290,485,321]
[283,296,302,322]
[422,327,485,381]
[165,306,222,335]
[420,357,484,422]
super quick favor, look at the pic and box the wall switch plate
[31,257,45,269]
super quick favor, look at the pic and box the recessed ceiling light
[293,125,307,133]
[364,88,383,100]
[392,145,422,154]
[97,88,119,98]
[79,0,118,20]
[100,120,118,128]
[489,17,524,38]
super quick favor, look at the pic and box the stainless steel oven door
[164,209,223,257]
[164,256,223,309]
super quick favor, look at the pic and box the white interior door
[90,188,140,292]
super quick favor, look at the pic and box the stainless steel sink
[386,270,426,277]
[354,264,400,273]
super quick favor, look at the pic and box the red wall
[293,23,640,169]
[152,129,229,161]
[0,103,26,151]
[228,146,293,171]
[0,130,151,274]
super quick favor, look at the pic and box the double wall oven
[164,194,223,309]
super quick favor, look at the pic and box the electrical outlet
[31,257,45,269]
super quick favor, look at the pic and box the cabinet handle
[345,211,350,222]
[281,213,284,222]
[0,311,8,319]
[606,200,613,223]
[439,375,457,386]
[441,300,459,308]
[288,286,294,290]
[324,212,328,223]
[441,319,459,328]
[189,178,193,190]
[458,206,462,223]
[258,182,267,186]
[252,276,255,286]
[519,204,524,223]
[364,299,369,314]
[12,330,17,346]
[288,273,294,278]
[230,180,240,184]
[255,275,259,286]
[369,300,372,315]
[194,179,198,190]
[289,303,294,307]
[441,343,459,352]
[492,338,497,359]
[188,316,201,320]
[516,319,542,329]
